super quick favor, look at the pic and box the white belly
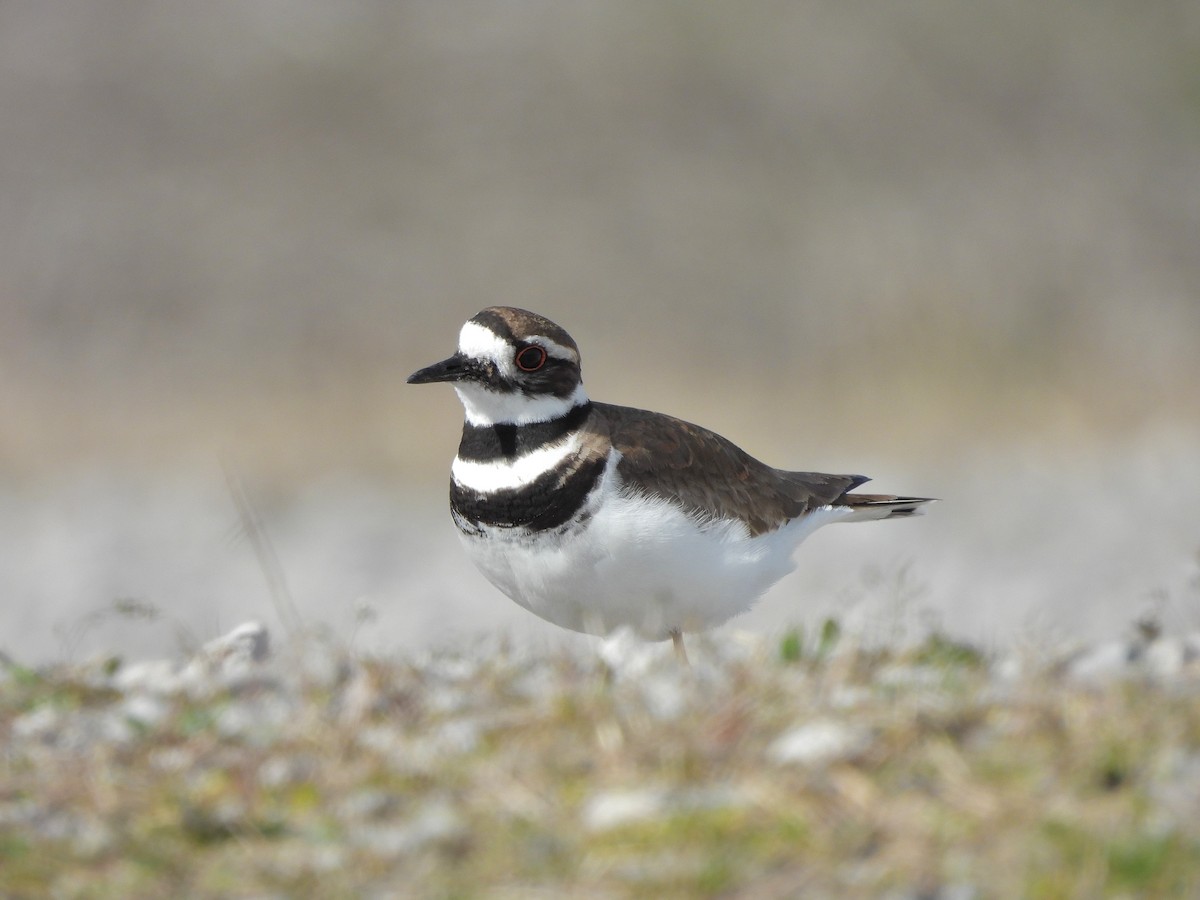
[457,461,852,640]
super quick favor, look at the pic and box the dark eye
[515,345,547,372]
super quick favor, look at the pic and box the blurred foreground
[3,623,1199,896]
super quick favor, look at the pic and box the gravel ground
[2,620,1199,897]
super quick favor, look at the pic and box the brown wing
[593,402,866,536]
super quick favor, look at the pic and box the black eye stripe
[515,345,547,372]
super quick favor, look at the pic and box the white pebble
[769,719,870,766]
[583,788,667,831]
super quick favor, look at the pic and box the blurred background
[2,2,1198,664]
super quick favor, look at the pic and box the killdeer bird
[409,307,932,658]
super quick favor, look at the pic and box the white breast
[456,453,853,639]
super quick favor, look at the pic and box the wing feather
[594,402,865,536]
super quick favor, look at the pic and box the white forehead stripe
[458,320,578,367]
[452,433,583,492]
[458,321,512,365]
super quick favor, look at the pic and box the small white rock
[582,785,747,833]
[435,718,481,755]
[1065,640,1133,683]
[195,621,270,671]
[112,659,184,695]
[991,653,1024,683]
[599,628,663,677]
[12,705,61,741]
[1143,639,1186,680]
[640,672,688,720]
[828,686,871,710]
[583,788,668,831]
[178,621,272,696]
[120,693,170,729]
[357,799,464,856]
[769,719,870,766]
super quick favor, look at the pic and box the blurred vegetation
[2,631,1199,897]
[1,2,1198,479]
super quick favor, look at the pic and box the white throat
[454,382,589,427]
